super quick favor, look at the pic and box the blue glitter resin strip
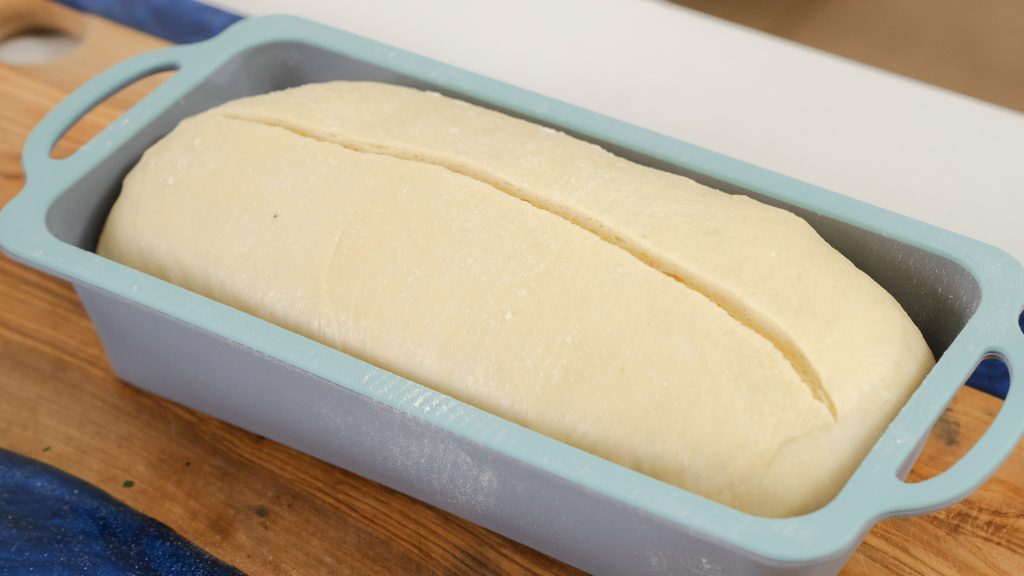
[0,449,243,576]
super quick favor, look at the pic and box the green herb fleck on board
[42,446,51,453]
[122,480,135,488]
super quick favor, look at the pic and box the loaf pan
[1,16,1022,576]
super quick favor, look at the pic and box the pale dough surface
[98,82,934,516]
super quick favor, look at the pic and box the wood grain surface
[0,2,1021,575]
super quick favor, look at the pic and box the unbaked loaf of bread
[97,82,934,516]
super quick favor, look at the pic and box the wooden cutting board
[0,2,1021,574]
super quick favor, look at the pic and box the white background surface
[212,0,1023,262]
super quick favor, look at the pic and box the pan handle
[21,44,192,179]
[869,304,1024,518]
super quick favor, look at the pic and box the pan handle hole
[906,354,1007,483]
[51,69,175,159]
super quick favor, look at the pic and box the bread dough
[98,82,934,516]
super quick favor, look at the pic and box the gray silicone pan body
[2,16,1023,576]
